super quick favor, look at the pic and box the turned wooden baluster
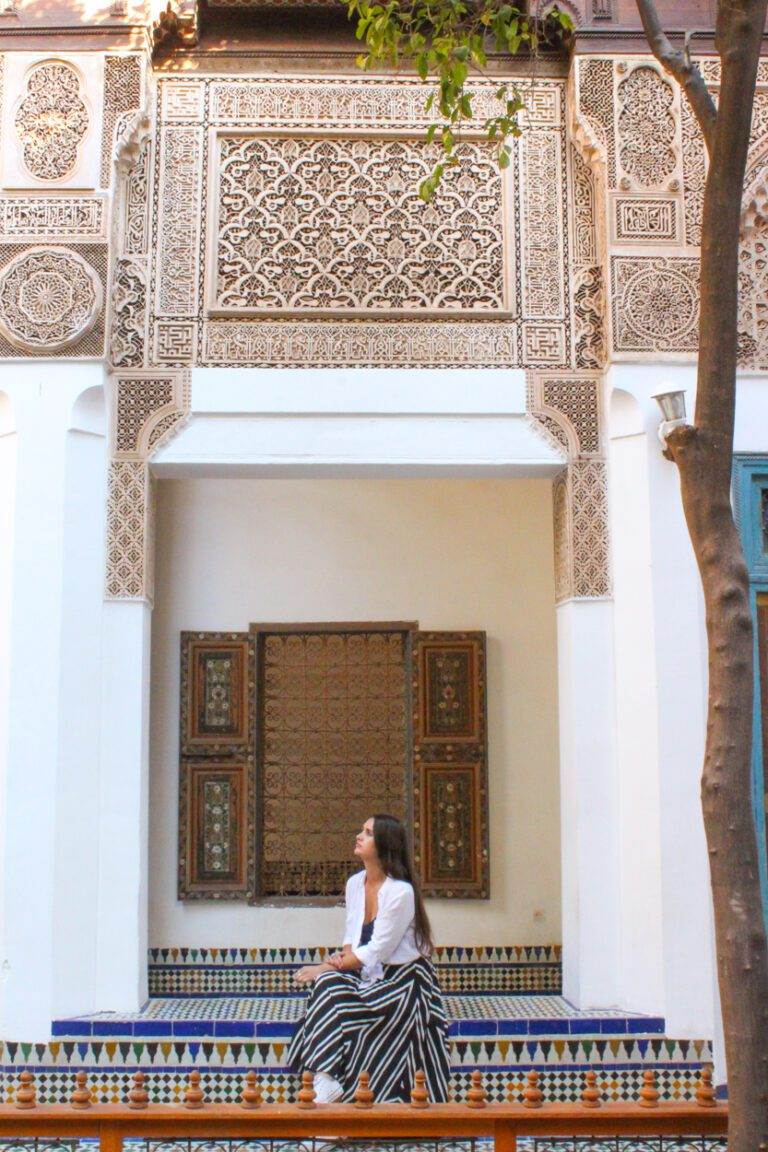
[466,1070,487,1109]
[297,1070,317,1108]
[695,1063,716,1108]
[128,1070,149,1109]
[14,1071,36,1110]
[70,1070,92,1109]
[354,1070,374,1109]
[184,1069,205,1109]
[638,1068,659,1108]
[410,1069,429,1108]
[523,1069,543,1109]
[581,1070,601,1109]
[241,1070,263,1109]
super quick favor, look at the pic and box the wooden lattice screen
[178,624,488,902]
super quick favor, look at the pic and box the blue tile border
[50,1015,669,1040]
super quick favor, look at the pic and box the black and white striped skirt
[287,957,451,1104]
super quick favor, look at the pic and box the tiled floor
[64,994,652,1022]
[52,994,666,1039]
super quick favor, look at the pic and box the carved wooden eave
[152,0,199,55]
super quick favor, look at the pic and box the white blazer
[342,870,427,986]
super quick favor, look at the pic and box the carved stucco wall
[3,48,768,603]
[0,51,144,360]
[106,369,190,601]
[142,76,577,369]
[570,54,768,370]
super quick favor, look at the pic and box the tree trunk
[669,426,768,1148]
[661,1,768,1145]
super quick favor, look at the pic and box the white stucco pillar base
[556,598,621,1009]
[96,600,152,1012]
[0,365,106,1041]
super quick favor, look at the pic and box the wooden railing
[0,1069,728,1152]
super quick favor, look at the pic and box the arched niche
[0,390,15,438]
[69,384,106,437]
[609,386,645,440]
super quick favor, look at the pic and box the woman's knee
[314,970,350,992]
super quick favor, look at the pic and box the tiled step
[0,947,712,1107]
[51,995,665,1040]
[148,947,562,997]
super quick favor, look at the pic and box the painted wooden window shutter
[178,626,489,902]
[412,631,490,899]
[178,632,255,900]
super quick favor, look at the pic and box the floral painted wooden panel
[413,633,489,899]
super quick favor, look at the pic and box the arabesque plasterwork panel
[0,52,143,361]
[151,74,573,368]
[572,53,768,369]
[212,135,507,317]
[527,369,610,603]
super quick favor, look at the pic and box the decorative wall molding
[14,60,89,183]
[109,94,153,370]
[100,54,143,188]
[0,196,106,241]
[0,245,103,353]
[610,255,699,354]
[553,458,611,601]
[570,54,768,366]
[1,54,104,191]
[527,370,610,603]
[106,370,191,602]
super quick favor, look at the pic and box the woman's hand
[295,963,332,984]
[327,951,362,972]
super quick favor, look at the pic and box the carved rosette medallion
[14,61,89,182]
[0,247,102,352]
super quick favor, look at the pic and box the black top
[358,917,375,947]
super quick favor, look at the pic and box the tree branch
[635,0,717,155]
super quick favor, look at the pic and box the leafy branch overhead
[347,0,573,198]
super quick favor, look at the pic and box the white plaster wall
[52,399,107,1017]
[0,393,16,994]
[607,363,712,1037]
[149,477,561,948]
[0,364,108,1040]
[735,373,768,452]
[608,391,665,1016]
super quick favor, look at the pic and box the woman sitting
[287,813,451,1104]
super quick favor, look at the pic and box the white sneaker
[312,1070,344,1104]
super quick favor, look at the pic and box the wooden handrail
[0,1100,729,1143]
[0,1069,727,1151]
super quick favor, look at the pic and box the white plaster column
[608,363,715,1039]
[556,598,621,1008]
[0,364,107,1041]
[95,599,152,1011]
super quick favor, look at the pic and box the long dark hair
[372,813,434,956]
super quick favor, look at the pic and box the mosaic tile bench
[0,947,712,1109]
[147,947,564,997]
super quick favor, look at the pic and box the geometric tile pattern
[1,948,712,1107]
[51,995,666,1038]
[147,946,563,997]
[0,1059,714,1107]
